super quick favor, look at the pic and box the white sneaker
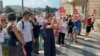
[56,44,60,47]
[84,38,90,40]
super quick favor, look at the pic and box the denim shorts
[73,27,79,33]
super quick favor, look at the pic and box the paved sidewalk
[34,30,100,56]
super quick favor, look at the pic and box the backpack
[21,20,33,30]
[21,18,41,30]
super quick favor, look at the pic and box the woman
[66,15,74,44]
[44,14,56,56]
[84,15,92,40]
[7,12,25,56]
[58,16,68,46]
[30,13,41,54]
[73,16,80,43]
[0,15,6,56]
[0,15,9,56]
[67,15,74,40]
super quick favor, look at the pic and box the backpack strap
[21,20,24,30]
[29,20,34,28]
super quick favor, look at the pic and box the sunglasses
[0,19,6,22]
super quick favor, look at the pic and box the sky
[2,0,60,8]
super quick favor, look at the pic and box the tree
[44,5,57,14]
[3,6,15,13]
[28,8,32,12]
[45,6,50,14]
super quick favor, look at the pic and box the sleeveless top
[7,26,19,46]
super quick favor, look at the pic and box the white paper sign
[55,11,60,20]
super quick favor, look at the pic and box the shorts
[68,27,73,33]
[73,27,79,33]
[86,26,91,32]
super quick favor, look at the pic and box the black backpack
[21,20,33,30]
[21,18,40,30]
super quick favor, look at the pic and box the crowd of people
[0,11,95,56]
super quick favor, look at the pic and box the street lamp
[22,0,24,10]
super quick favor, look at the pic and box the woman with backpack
[7,12,25,56]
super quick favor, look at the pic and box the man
[17,11,35,56]
[91,15,95,30]
[37,14,45,50]
[30,13,41,54]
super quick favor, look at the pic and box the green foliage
[3,46,9,56]
[4,6,15,13]
[45,5,57,14]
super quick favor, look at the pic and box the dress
[44,23,56,56]
[7,26,24,56]
[68,20,73,33]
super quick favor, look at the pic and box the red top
[86,18,92,25]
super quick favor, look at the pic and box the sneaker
[84,38,90,40]
[75,40,78,43]
[56,44,60,47]
[35,51,39,54]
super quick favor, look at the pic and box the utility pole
[22,0,24,10]
[83,0,89,28]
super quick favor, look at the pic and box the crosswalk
[36,31,100,56]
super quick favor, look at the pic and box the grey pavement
[34,30,100,56]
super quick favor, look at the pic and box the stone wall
[87,0,100,19]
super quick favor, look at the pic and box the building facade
[60,0,83,15]
[87,0,100,19]
[61,0,100,19]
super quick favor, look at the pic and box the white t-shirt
[0,28,7,42]
[59,20,68,33]
[17,20,33,42]
[37,17,45,29]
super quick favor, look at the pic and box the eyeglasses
[1,19,6,22]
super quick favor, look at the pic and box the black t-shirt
[68,20,74,28]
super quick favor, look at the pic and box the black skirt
[68,27,73,33]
